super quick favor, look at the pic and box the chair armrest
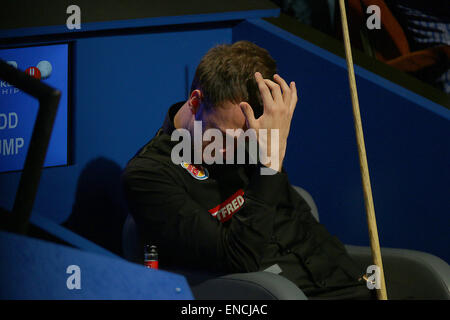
[345,245,450,299]
[191,271,308,300]
[292,185,319,222]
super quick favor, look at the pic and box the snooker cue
[338,0,388,300]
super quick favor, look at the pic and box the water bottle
[144,244,158,269]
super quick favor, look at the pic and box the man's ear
[189,89,203,114]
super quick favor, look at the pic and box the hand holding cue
[338,0,388,300]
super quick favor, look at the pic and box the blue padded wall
[0,25,232,255]
[0,27,232,224]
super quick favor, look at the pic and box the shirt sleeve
[121,160,289,273]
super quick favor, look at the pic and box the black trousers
[308,283,378,300]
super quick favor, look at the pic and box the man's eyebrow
[206,120,227,135]
[206,119,244,137]
[206,125,238,139]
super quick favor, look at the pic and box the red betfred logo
[209,189,245,223]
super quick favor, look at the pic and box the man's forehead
[204,102,245,130]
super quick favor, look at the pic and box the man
[122,41,373,299]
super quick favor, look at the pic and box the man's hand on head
[240,72,298,172]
